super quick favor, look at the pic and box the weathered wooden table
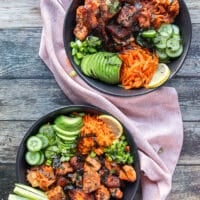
[0,0,199,199]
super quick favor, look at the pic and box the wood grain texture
[0,28,52,79]
[0,78,199,121]
[0,79,72,120]
[167,165,200,200]
[0,0,41,28]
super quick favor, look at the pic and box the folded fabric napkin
[39,0,183,199]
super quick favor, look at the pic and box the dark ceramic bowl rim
[63,0,192,97]
[16,105,141,200]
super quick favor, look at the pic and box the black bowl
[63,0,192,97]
[16,105,141,200]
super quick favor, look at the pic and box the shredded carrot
[78,114,115,155]
[119,46,159,89]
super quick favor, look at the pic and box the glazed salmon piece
[119,165,137,182]
[70,156,84,170]
[83,170,101,193]
[109,188,123,199]
[95,185,110,200]
[27,165,56,191]
[46,185,66,200]
[69,189,94,200]
[104,159,121,175]
[55,162,74,175]
[104,175,121,188]
[84,155,101,172]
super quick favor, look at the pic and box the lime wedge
[146,63,171,89]
[99,115,123,138]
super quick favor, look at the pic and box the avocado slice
[86,54,96,77]
[53,125,80,137]
[94,52,105,80]
[81,55,91,76]
[56,132,78,141]
[80,52,122,85]
[97,53,121,84]
[54,115,83,131]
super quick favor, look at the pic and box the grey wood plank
[179,122,200,165]
[0,79,72,121]
[166,77,200,122]
[0,78,199,121]
[0,24,200,78]
[0,121,34,163]
[0,28,53,79]
[0,164,199,200]
[167,165,200,200]
[0,0,41,28]
[0,164,16,199]
[0,121,199,164]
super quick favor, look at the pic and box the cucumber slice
[166,44,183,58]
[8,194,29,200]
[172,24,180,35]
[37,152,45,165]
[166,37,181,51]
[26,136,43,152]
[25,151,41,166]
[156,49,169,61]
[36,134,48,149]
[39,124,55,137]
[158,24,173,38]
[14,184,47,200]
[53,125,80,136]
[155,37,167,49]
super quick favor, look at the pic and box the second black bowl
[16,105,141,200]
[63,0,192,97]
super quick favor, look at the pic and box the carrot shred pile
[78,114,115,155]
[119,46,159,89]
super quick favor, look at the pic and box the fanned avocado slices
[54,115,83,131]
[80,52,122,84]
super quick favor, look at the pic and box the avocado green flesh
[53,125,80,137]
[87,54,96,77]
[80,52,122,84]
[91,53,100,78]
[54,115,83,131]
[56,132,78,141]
[80,55,90,76]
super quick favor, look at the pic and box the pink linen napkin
[39,0,183,199]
